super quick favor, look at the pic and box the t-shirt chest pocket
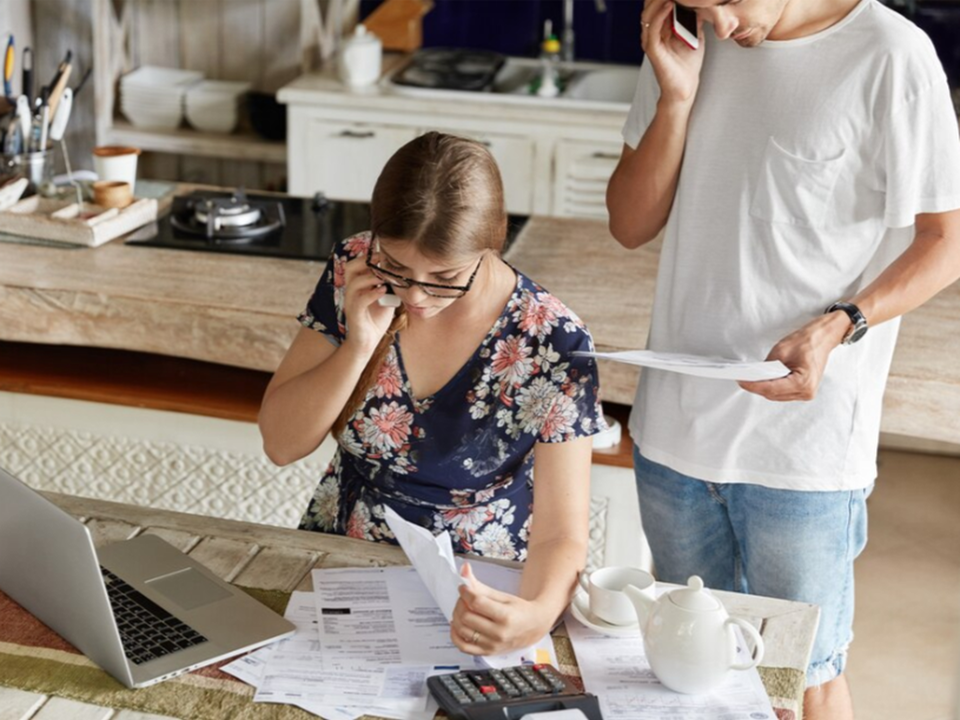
[750,136,846,228]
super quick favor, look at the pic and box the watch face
[847,324,868,344]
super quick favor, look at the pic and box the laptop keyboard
[101,567,209,665]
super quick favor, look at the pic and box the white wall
[0,0,32,70]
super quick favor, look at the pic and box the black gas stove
[125,188,528,261]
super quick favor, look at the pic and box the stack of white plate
[120,66,204,130]
[185,80,252,134]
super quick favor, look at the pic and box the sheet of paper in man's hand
[384,506,465,621]
[573,349,790,382]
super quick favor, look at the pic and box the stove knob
[311,192,330,213]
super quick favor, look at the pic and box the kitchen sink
[385,55,639,111]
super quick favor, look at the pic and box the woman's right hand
[641,0,705,106]
[341,253,398,355]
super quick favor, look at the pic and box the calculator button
[500,681,520,697]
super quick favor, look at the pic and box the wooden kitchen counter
[1,215,959,444]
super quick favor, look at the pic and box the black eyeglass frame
[365,240,485,298]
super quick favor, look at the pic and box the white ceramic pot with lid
[623,575,765,694]
[339,24,382,88]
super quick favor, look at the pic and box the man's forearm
[851,209,960,327]
[607,99,695,249]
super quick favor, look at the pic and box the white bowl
[121,65,203,89]
[185,105,238,133]
[186,80,251,99]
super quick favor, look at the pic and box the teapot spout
[623,583,654,628]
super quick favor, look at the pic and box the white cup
[578,566,655,626]
[93,146,141,194]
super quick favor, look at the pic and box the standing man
[606,0,960,716]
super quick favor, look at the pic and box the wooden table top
[0,493,819,720]
[0,198,958,443]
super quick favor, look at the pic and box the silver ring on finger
[471,630,480,645]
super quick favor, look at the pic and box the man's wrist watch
[825,301,868,345]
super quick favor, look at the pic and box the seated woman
[259,132,605,655]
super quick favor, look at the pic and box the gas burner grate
[169,190,286,243]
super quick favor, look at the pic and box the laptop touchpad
[146,568,232,610]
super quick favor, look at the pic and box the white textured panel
[590,464,653,572]
[0,393,642,565]
[587,496,609,572]
[0,416,331,529]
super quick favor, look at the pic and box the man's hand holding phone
[640,0,705,106]
[672,4,699,49]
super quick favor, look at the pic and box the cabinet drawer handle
[591,151,620,160]
[338,130,375,139]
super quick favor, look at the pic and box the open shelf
[104,120,287,164]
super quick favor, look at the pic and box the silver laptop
[0,467,295,688]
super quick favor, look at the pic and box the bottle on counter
[536,26,562,98]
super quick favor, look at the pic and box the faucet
[561,0,608,63]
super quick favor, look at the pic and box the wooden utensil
[47,62,72,120]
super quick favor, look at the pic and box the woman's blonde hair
[331,132,507,438]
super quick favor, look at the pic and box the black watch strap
[825,301,868,345]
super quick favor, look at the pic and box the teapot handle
[726,617,765,671]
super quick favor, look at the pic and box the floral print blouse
[297,233,606,561]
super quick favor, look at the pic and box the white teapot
[623,575,765,695]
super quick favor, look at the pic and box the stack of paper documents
[223,509,556,718]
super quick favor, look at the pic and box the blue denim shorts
[633,447,870,687]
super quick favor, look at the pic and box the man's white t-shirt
[622,0,960,491]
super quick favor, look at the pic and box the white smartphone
[378,292,402,307]
[672,4,699,50]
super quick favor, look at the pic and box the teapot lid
[668,576,722,612]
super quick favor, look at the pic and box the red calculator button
[480,685,497,694]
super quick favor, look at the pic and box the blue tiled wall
[359,0,959,83]
[359,0,645,66]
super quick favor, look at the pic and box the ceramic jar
[339,24,382,88]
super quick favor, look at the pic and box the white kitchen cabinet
[552,139,623,219]
[281,73,631,218]
[424,128,536,215]
[298,121,419,201]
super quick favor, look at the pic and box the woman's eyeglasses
[365,242,484,299]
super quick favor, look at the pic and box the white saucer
[567,593,641,637]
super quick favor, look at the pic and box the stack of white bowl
[185,80,252,134]
[120,66,203,130]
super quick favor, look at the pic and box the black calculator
[426,664,603,720]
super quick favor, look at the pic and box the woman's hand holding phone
[640,0,705,106]
[341,254,399,355]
